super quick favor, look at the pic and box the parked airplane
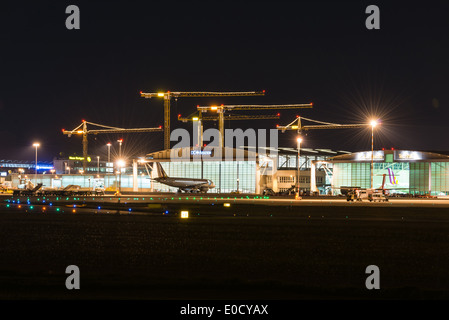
[342,174,389,202]
[153,162,215,193]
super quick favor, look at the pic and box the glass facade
[332,160,449,195]
[152,161,257,193]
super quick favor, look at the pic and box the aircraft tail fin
[155,162,168,179]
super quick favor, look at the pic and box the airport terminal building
[320,149,449,196]
[5,148,449,196]
[144,147,348,194]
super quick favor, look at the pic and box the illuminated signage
[69,156,92,162]
[190,150,212,156]
[355,151,384,161]
[396,151,422,161]
[36,165,54,170]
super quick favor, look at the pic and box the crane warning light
[62,129,65,132]
[310,102,313,106]
[82,119,85,122]
[277,113,280,116]
[296,115,299,118]
[262,90,266,93]
[159,125,162,128]
[178,114,181,118]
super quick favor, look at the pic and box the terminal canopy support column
[310,161,317,193]
[133,159,138,192]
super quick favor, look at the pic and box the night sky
[1,1,448,162]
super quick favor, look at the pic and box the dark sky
[1,1,448,161]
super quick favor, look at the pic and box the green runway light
[30,206,34,209]
[6,204,10,208]
[56,208,60,212]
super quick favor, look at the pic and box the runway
[3,193,449,209]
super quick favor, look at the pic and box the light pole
[117,139,123,158]
[116,159,125,195]
[107,142,112,163]
[97,156,100,174]
[370,120,378,189]
[32,143,40,185]
[296,137,302,200]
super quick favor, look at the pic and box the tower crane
[178,111,281,147]
[276,116,365,195]
[62,120,163,171]
[276,115,364,133]
[140,90,265,150]
[195,103,313,147]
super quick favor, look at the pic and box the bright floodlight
[297,137,303,143]
[116,159,126,167]
[32,143,40,147]
[370,120,378,128]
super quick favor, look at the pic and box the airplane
[341,174,390,202]
[153,162,215,193]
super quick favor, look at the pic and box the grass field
[1,204,449,300]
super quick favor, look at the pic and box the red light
[382,148,385,150]
[62,129,65,132]
[262,90,266,93]
[140,91,142,94]
[82,119,86,122]
[391,148,394,150]
[276,124,279,127]
[159,125,162,129]
[203,144,206,147]
[310,102,313,106]
[178,114,181,117]
[277,113,280,116]
[296,115,299,118]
